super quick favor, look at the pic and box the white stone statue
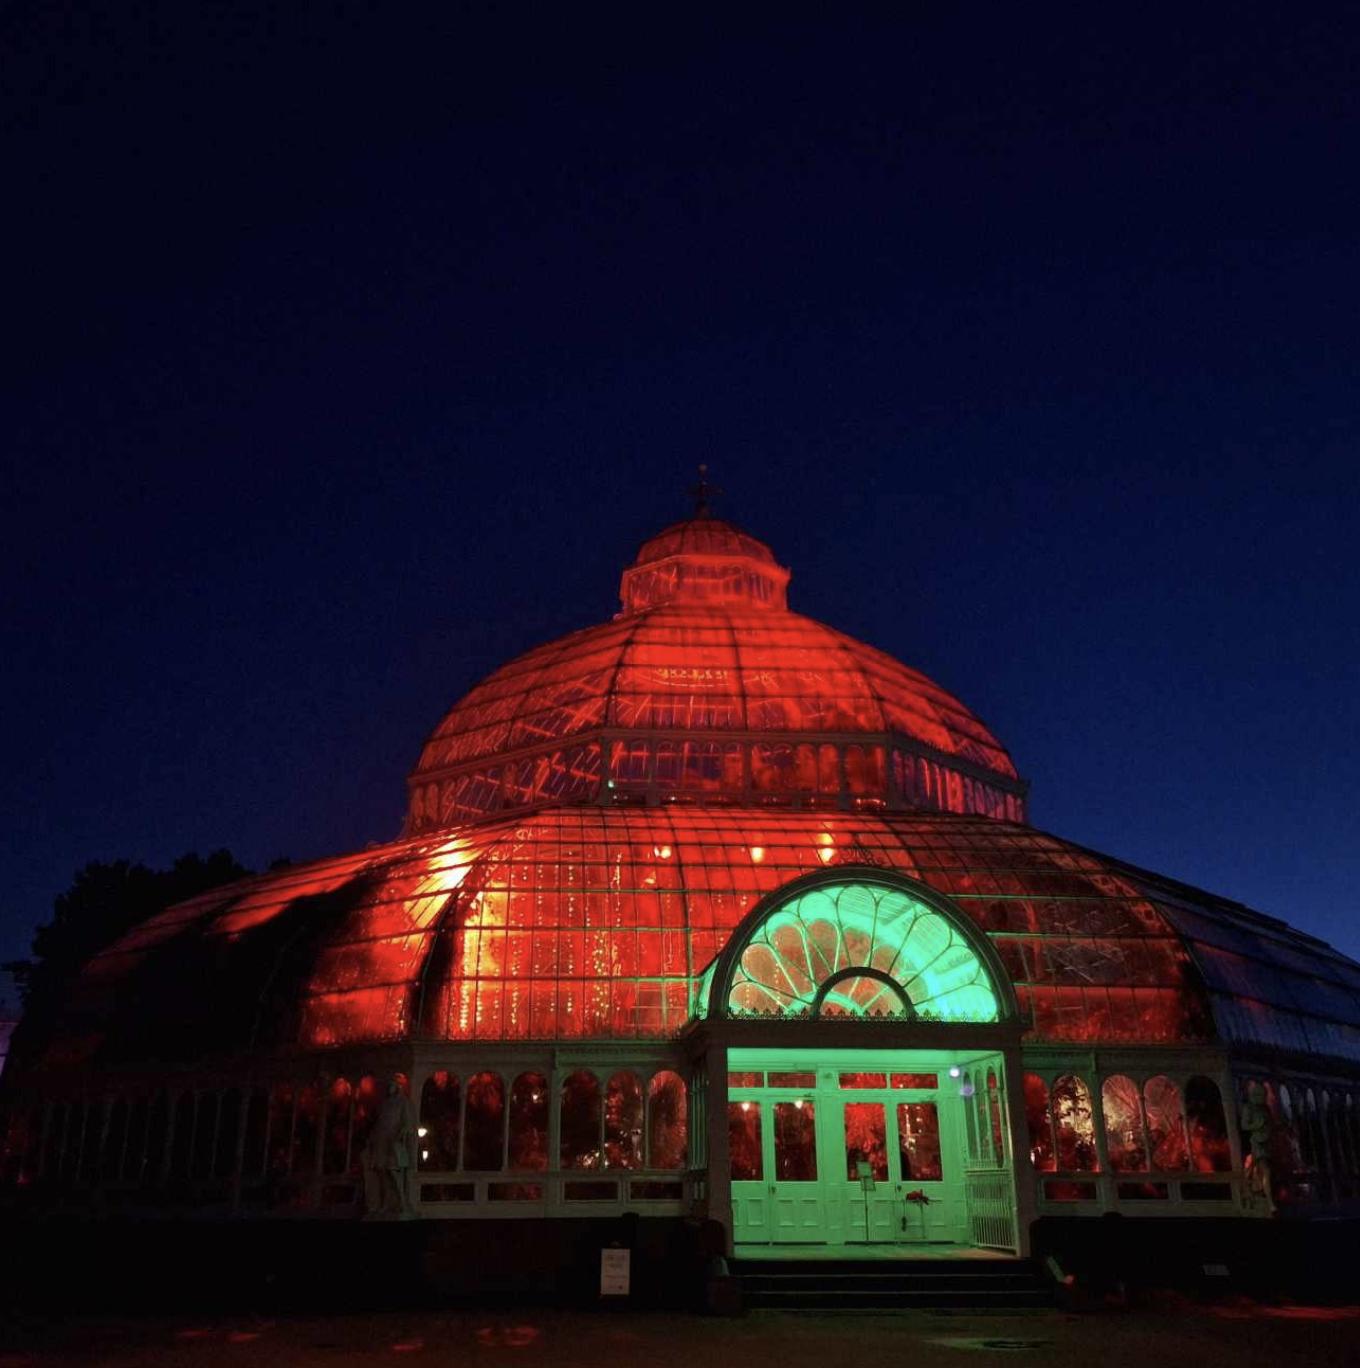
[362,1078,417,1218]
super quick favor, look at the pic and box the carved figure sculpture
[362,1078,417,1218]
[1238,1081,1275,1216]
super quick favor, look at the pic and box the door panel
[728,1100,767,1245]
[770,1100,822,1241]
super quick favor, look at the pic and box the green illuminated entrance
[726,1048,1014,1248]
[707,873,1021,1251]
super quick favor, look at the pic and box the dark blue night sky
[4,6,1359,991]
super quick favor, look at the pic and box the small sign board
[600,1246,631,1298]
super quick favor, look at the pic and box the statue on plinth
[362,1078,417,1218]
[1238,1081,1276,1216]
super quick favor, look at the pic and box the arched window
[508,1072,549,1172]
[123,1096,150,1184]
[462,1072,504,1171]
[1184,1076,1231,1173]
[322,1079,352,1177]
[101,1099,129,1184]
[1143,1076,1188,1171]
[973,1077,992,1165]
[1277,1085,1304,1172]
[143,1092,170,1186]
[291,1084,320,1179]
[74,1102,97,1186]
[241,1088,268,1181]
[1051,1075,1097,1172]
[418,1072,460,1171]
[41,1102,66,1182]
[647,1072,687,1170]
[191,1093,219,1179]
[605,1071,643,1170]
[1023,1074,1055,1172]
[266,1083,294,1178]
[725,879,1000,1023]
[215,1088,242,1181]
[1297,1088,1318,1176]
[1102,1075,1147,1172]
[169,1093,195,1179]
[560,1070,601,1170]
[962,1072,978,1162]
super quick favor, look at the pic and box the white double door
[728,1064,970,1246]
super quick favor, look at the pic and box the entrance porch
[719,1046,1024,1256]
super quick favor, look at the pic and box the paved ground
[3,1302,1359,1368]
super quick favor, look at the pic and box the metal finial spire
[688,463,723,519]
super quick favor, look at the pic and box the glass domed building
[4,509,1360,1263]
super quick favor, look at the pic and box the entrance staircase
[730,1254,1055,1310]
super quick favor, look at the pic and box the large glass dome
[407,517,1025,831]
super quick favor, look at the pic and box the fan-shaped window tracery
[723,879,1001,1022]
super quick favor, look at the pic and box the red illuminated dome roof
[406,515,1026,831]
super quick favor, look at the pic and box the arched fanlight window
[721,878,1002,1022]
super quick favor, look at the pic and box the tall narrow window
[1184,1076,1231,1172]
[322,1079,353,1177]
[604,1071,643,1170]
[351,1076,381,1174]
[508,1072,549,1172]
[215,1088,242,1180]
[463,1072,505,1171]
[1102,1075,1147,1172]
[290,1084,320,1181]
[1143,1076,1188,1172]
[560,1070,601,1170]
[962,1072,979,1162]
[143,1092,170,1185]
[647,1072,687,1170]
[123,1097,150,1184]
[101,1099,129,1184]
[169,1093,195,1179]
[266,1083,294,1179]
[986,1070,1005,1167]
[241,1088,268,1181]
[418,1072,461,1171]
[1051,1075,1097,1172]
[1023,1074,1056,1172]
[192,1093,219,1179]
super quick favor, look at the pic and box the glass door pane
[897,1102,943,1181]
[728,1102,763,1181]
[843,1102,888,1181]
[773,1101,817,1181]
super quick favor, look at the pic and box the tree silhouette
[3,850,251,1074]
